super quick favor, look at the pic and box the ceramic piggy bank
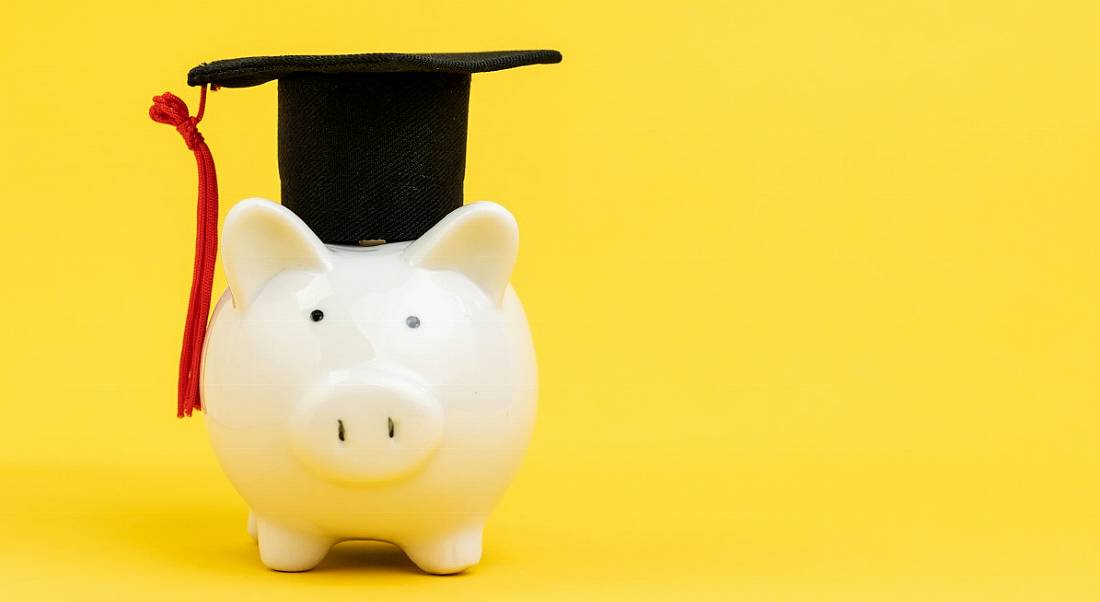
[201,197,537,573]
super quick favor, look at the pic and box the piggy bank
[201,198,538,573]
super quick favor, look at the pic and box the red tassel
[149,85,218,418]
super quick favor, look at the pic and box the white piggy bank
[201,198,538,573]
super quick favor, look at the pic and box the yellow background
[2,0,1099,599]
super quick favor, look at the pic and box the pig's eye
[310,309,325,322]
[405,315,421,329]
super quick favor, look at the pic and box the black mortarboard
[188,50,562,244]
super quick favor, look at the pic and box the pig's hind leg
[255,516,334,572]
[401,523,484,575]
[247,511,257,542]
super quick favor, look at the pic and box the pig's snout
[291,376,443,484]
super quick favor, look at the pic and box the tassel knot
[150,92,206,150]
[176,118,204,150]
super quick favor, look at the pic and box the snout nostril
[388,417,395,439]
[337,419,345,442]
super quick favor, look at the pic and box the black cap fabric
[187,51,561,244]
[189,50,563,88]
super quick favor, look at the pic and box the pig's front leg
[401,523,484,575]
[255,517,334,572]
[247,511,257,542]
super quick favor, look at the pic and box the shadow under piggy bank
[315,540,446,576]
[105,496,439,576]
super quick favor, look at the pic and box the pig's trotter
[246,511,257,542]
[256,517,333,572]
[402,524,484,575]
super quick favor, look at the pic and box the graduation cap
[149,50,561,417]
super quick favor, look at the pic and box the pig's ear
[403,202,519,304]
[222,198,332,309]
